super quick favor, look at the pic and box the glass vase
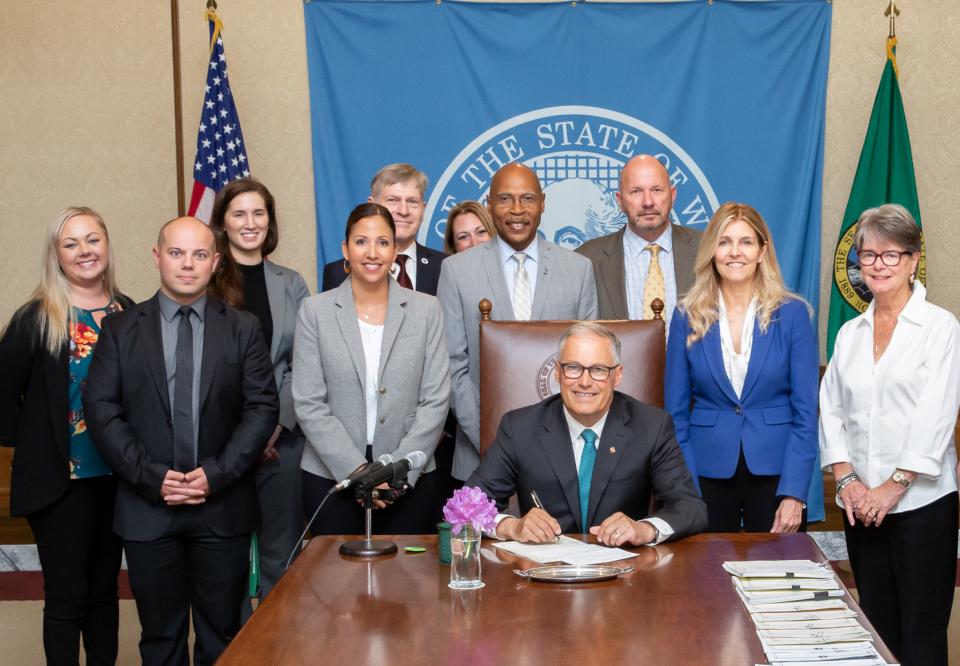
[449,525,484,589]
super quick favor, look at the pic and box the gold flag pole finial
[884,0,900,39]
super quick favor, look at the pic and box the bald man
[576,155,702,326]
[437,163,598,482]
[85,217,278,666]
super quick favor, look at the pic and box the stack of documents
[723,560,895,666]
[491,535,638,566]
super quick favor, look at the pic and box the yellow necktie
[642,244,665,320]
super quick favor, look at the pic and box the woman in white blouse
[665,202,819,533]
[293,203,450,535]
[820,204,959,666]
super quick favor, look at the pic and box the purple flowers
[443,486,497,535]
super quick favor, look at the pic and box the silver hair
[557,322,622,364]
[853,203,923,255]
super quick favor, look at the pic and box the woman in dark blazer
[665,202,818,533]
[0,207,132,665]
[208,178,310,601]
[293,203,450,535]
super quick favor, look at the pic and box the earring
[343,259,350,274]
[909,273,916,284]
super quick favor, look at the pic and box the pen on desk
[530,490,560,543]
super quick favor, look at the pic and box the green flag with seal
[826,36,925,360]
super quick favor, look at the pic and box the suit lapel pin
[420,257,428,264]
[609,447,616,454]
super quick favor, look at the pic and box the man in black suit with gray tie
[84,217,277,665]
[467,322,706,545]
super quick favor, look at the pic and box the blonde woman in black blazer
[0,207,132,665]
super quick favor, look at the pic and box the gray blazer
[263,259,311,430]
[436,238,599,481]
[293,277,450,484]
[576,224,702,320]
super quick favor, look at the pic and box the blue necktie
[578,429,598,534]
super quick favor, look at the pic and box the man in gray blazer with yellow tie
[576,155,702,327]
[437,163,598,484]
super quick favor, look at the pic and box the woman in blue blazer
[665,202,818,533]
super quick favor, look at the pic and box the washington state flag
[826,36,924,359]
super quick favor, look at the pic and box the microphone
[353,451,427,493]
[328,460,385,495]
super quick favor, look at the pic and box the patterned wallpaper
[2,0,958,362]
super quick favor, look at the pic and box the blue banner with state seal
[304,0,831,521]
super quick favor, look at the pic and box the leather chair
[478,299,666,456]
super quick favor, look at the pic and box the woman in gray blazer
[293,203,450,535]
[209,178,310,600]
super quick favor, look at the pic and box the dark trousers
[302,468,445,536]
[26,475,122,666]
[124,509,250,666]
[699,450,807,533]
[251,429,304,600]
[844,491,958,666]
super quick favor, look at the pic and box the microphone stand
[339,480,408,558]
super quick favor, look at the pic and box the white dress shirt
[820,283,960,513]
[623,223,678,329]
[357,318,384,445]
[496,235,539,305]
[717,293,758,398]
[492,406,674,544]
[389,243,418,290]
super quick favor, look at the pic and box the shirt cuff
[897,451,945,478]
[641,517,673,546]
[486,513,514,540]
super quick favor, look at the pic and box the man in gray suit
[437,163,599,483]
[576,155,702,327]
[467,323,706,545]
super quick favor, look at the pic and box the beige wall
[2,0,958,360]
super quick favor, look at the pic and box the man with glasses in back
[466,322,706,545]
[322,163,446,295]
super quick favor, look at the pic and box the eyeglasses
[492,193,540,208]
[558,363,620,381]
[383,196,423,210]
[858,250,912,267]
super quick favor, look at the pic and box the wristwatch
[647,522,660,545]
[891,469,913,489]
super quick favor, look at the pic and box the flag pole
[171,0,186,216]
[884,0,899,39]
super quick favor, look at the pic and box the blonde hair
[443,200,497,254]
[680,202,803,346]
[370,163,428,200]
[32,207,119,354]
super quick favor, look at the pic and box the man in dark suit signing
[576,154,702,328]
[467,322,705,546]
[321,162,445,295]
[84,217,278,665]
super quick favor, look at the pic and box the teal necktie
[578,428,598,534]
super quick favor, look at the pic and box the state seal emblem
[419,106,718,249]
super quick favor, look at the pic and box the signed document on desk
[491,536,639,566]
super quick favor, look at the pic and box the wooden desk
[220,533,895,665]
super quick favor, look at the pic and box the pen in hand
[530,490,561,543]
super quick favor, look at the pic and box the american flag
[187,9,250,223]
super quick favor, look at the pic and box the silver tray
[513,564,634,583]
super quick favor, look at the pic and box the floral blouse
[68,302,122,478]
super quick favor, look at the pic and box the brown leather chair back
[478,301,666,456]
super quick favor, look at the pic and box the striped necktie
[512,252,532,320]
